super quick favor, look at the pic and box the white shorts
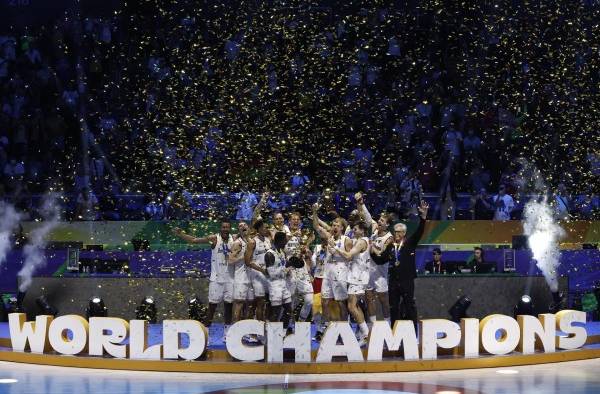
[233,282,254,301]
[208,281,233,304]
[269,282,292,306]
[287,279,314,296]
[250,270,269,298]
[347,283,366,295]
[321,277,348,301]
[367,272,388,293]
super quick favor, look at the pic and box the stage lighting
[448,295,471,322]
[135,296,157,323]
[86,296,107,318]
[188,295,207,324]
[6,296,24,314]
[35,296,58,316]
[549,291,563,313]
[514,295,534,317]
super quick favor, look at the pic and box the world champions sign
[7,311,587,363]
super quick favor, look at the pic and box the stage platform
[0,322,599,374]
[20,275,569,321]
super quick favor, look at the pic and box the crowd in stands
[0,1,598,221]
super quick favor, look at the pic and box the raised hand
[354,191,364,205]
[172,227,184,236]
[312,202,320,213]
[418,200,430,219]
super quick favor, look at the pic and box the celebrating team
[173,192,429,345]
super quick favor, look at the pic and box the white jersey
[369,231,392,278]
[252,235,271,269]
[266,249,288,284]
[210,234,234,283]
[272,224,291,237]
[284,232,302,258]
[233,237,249,283]
[312,244,328,279]
[326,234,350,281]
[347,237,370,285]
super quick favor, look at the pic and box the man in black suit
[424,248,444,274]
[371,200,428,328]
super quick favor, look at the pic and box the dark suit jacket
[424,261,445,274]
[371,217,426,281]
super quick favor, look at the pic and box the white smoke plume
[18,193,61,292]
[0,202,23,268]
[523,197,566,292]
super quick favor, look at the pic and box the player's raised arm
[311,203,332,240]
[251,192,269,226]
[172,227,217,247]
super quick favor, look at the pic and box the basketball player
[227,221,253,324]
[285,212,314,325]
[330,221,371,346]
[356,193,393,325]
[264,231,293,327]
[172,220,234,340]
[311,236,329,339]
[312,202,353,322]
[244,218,271,323]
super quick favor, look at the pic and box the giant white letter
[88,317,129,358]
[555,310,587,350]
[518,314,556,354]
[48,315,88,355]
[226,319,265,361]
[367,320,419,361]
[419,319,461,359]
[460,318,480,358]
[163,320,207,360]
[316,322,363,362]
[130,320,162,360]
[9,313,52,353]
[480,314,520,355]
[266,322,311,362]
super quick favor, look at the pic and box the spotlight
[35,296,58,316]
[549,291,563,313]
[514,295,534,317]
[86,296,107,318]
[448,295,471,322]
[135,296,157,323]
[6,296,24,314]
[188,295,207,324]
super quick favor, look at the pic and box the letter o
[48,315,89,355]
[480,314,520,355]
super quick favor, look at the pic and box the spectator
[554,183,571,220]
[469,162,491,192]
[144,197,165,220]
[463,128,482,154]
[399,169,423,219]
[291,170,309,192]
[442,124,463,159]
[470,188,493,220]
[235,190,258,221]
[492,184,515,221]
[75,187,100,221]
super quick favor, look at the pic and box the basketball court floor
[0,357,599,394]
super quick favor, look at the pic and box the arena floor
[0,358,599,394]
